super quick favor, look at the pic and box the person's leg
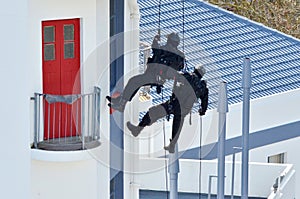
[108,71,160,112]
[164,114,185,153]
[163,99,190,153]
[127,102,169,137]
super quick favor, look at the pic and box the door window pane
[44,26,55,43]
[64,42,74,59]
[64,24,74,41]
[44,44,55,61]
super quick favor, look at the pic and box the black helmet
[167,32,180,45]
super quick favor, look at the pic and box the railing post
[208,175,218,199]
[81,95,85,149]
[92,91,96,139]
[95,87,101,140]
[33,93,38,149]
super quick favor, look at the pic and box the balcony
[31,87,101,151]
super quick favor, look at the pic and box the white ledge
[31,148,97,162]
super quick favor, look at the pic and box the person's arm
[151,34,160,49]
[198,80,209,116]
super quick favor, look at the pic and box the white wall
[136,158,294,198]
[135,76,300,197]
[136,86,300,157]
[250,137,300,197]
[28,0,101,93]
[31,157,98,199]
[0,1,31,198]
[28,0,111,198]
[124,1,141,199]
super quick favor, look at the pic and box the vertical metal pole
[169,144,179,199]
[217,81,229,199]
[231,147,242,199]
[95,87,101,139]
[82,95,85,149]
[208,175,218,199]
[241,58,251,199]
[231,151,236,199]
[208,176,212,199]
[33,93,38,148]
[92,92,96,139]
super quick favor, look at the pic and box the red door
[42,18,81,139]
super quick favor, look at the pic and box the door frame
[41,17,83,139]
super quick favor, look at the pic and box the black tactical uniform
[107,32,185,112]
[127,66,209,153]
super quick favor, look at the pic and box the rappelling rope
[198,103,203,199]
[161,88,170,199]
[158,0,161,36]
[182,0,187,71]
[182,0,185,54]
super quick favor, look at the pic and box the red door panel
[42,18,81,139]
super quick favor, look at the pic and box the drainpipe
[241,58,251,199]
[217,81,228,199]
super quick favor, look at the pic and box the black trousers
[122,63,178,101]
[139,98,189,143]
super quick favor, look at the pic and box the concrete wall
[28,0,111,198]
[0,1,31,198]
[123,1,141,199]
[136,158,295,198]
[250,137,300,197]
[136,88,300,157]
[135,80,300,197]
[31,151,99,199]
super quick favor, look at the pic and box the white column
[124,1,140,199]
[217,81,229,199]
[169,145,180,199]
[96,0,110,198]
[241,58,252,199]
[0,1,30,199]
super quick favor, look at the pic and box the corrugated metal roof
[138,0,300,111]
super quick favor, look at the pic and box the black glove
[153,34,160,41]
[198,108,205,116]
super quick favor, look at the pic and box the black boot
[108,97,127,112]
[127,122,143,137]
[164,139,176,153]
[106,95,123,104]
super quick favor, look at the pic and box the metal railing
[32,87,101,151]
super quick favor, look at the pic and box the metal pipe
[169,144,179,199]
[97,87,101,139]
[81,95,85,149]
[37,95,41,145]
[241,58,252,199]
[88,94,91,137]
[217,81,229,199]
[231,147,242,199]
[92,92,96,139]
[47,103,50,142]
[70,103,73,138]
[208,175,218,199]
[33,93,38,148]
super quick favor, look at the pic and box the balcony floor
[33,136,100,151]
